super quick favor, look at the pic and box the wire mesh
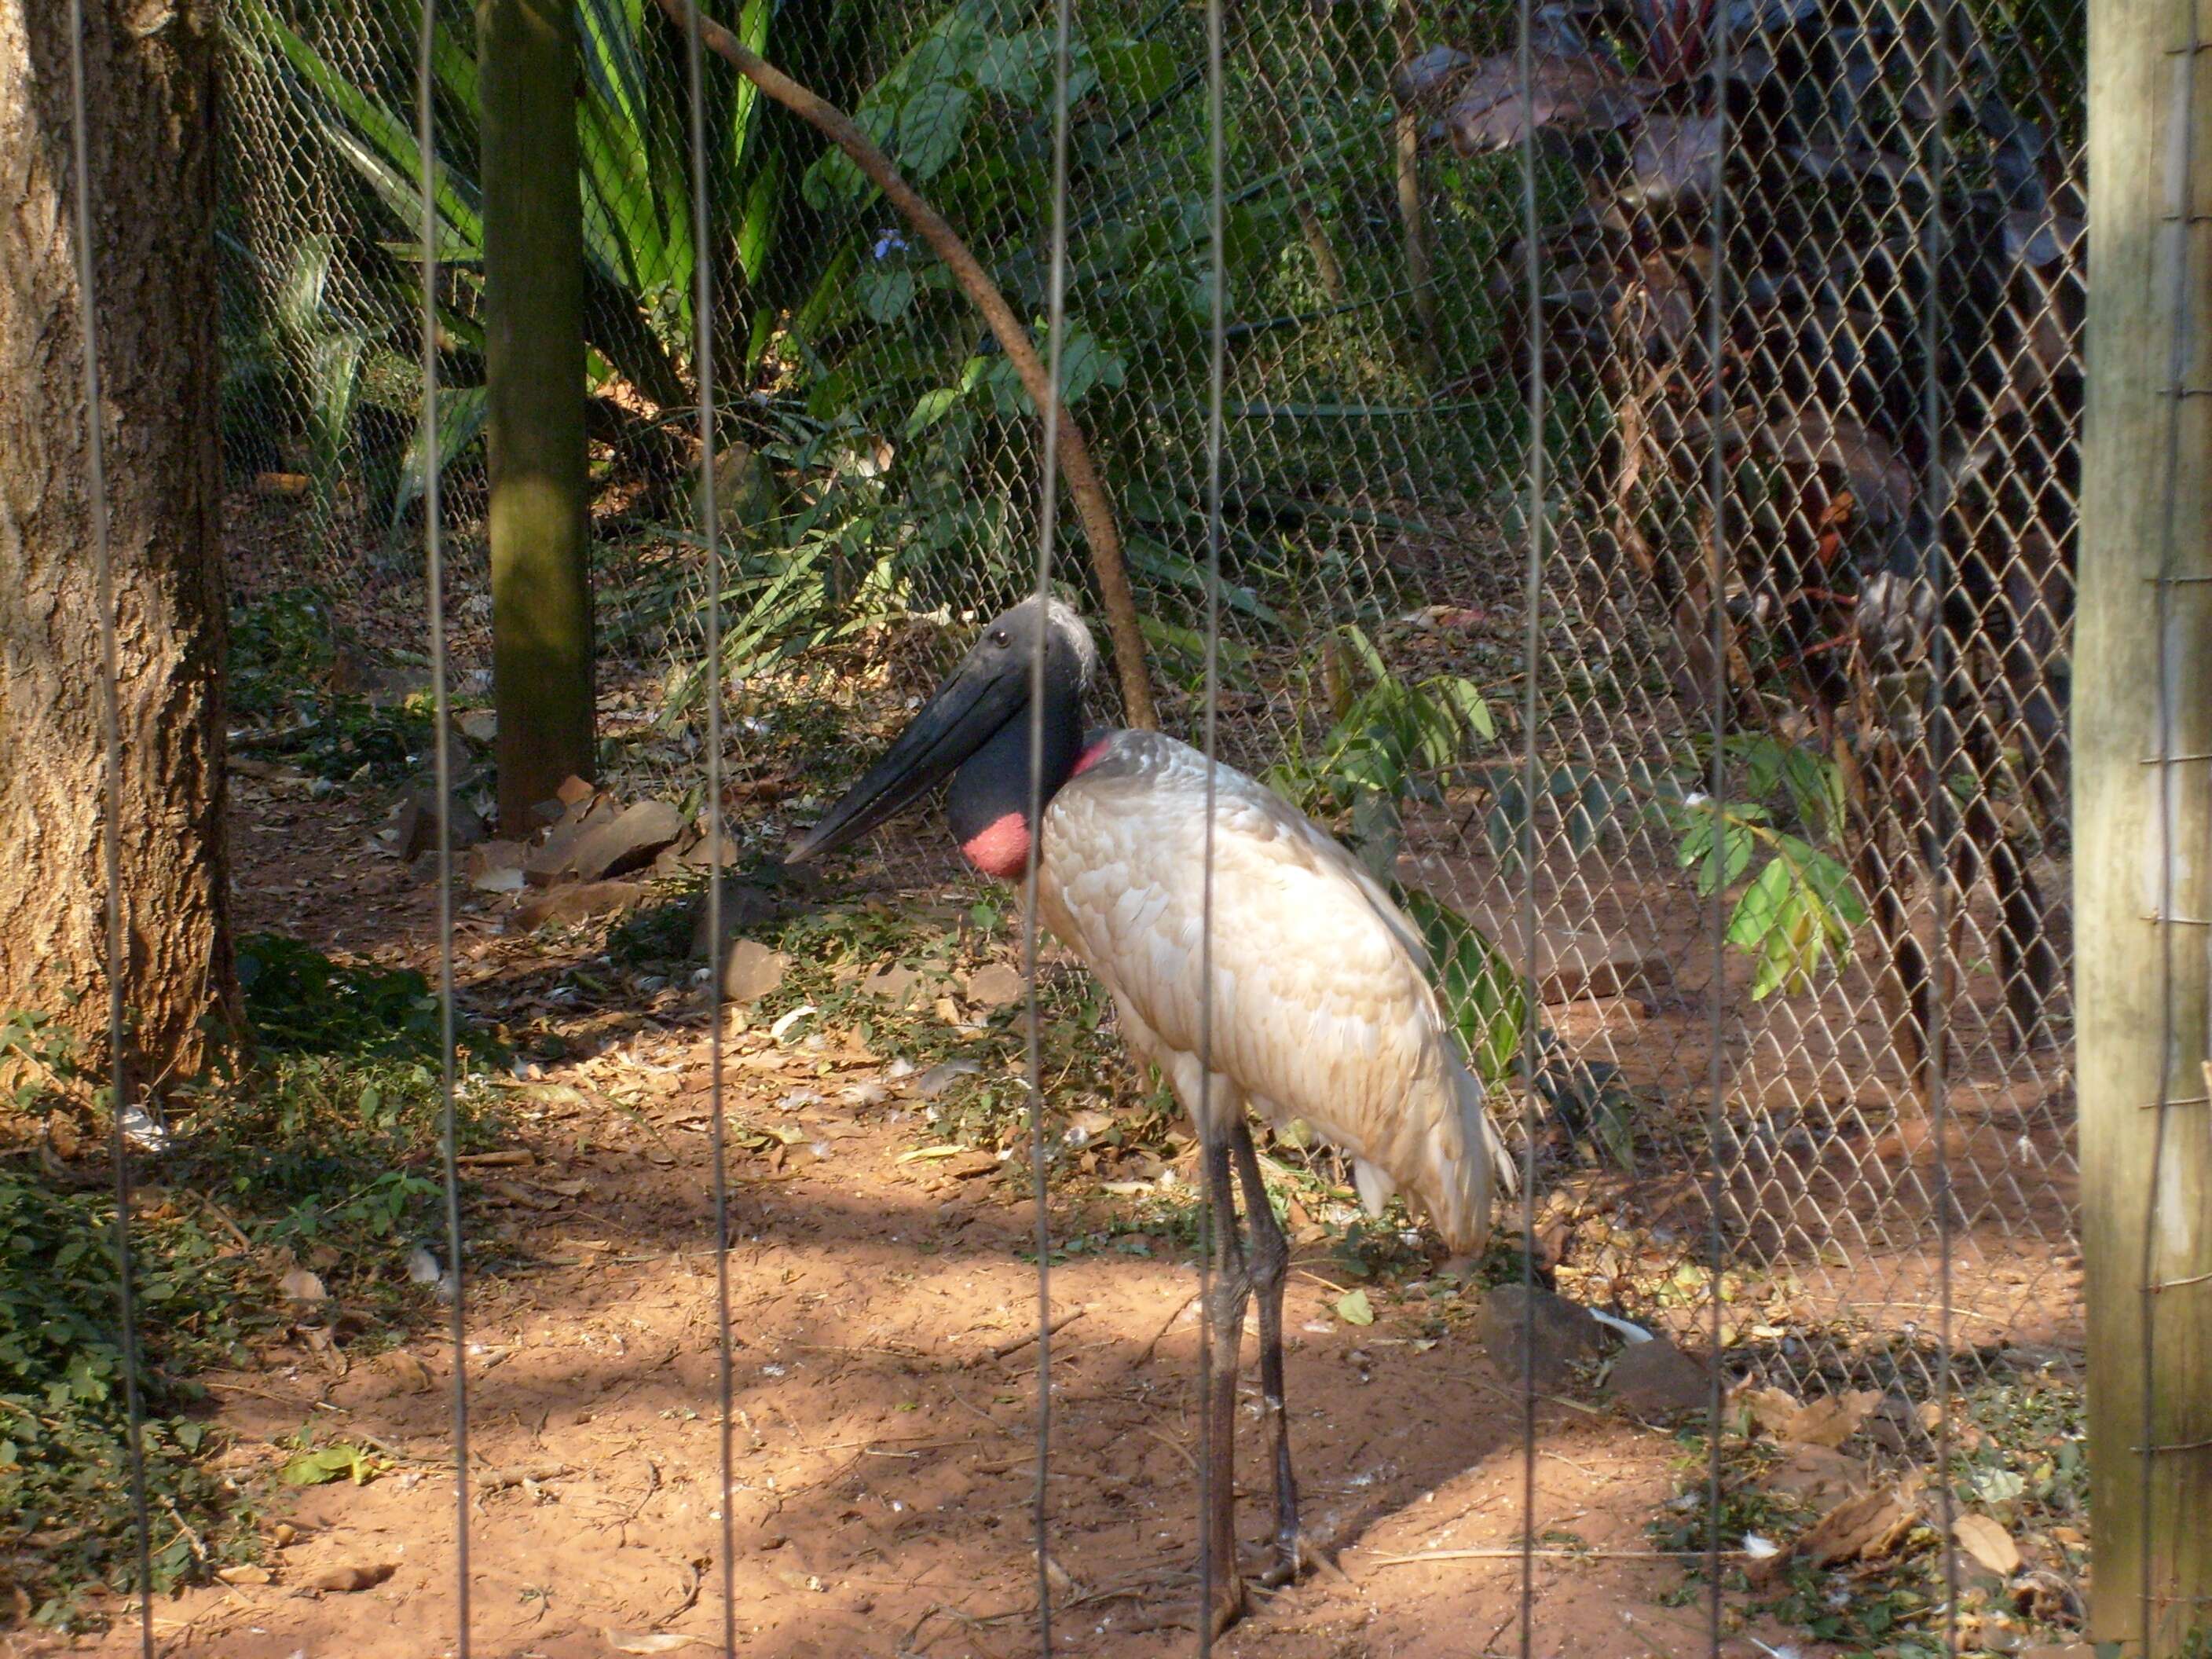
[64,0,156,1646]
[410,0,471,1649]
[189,0,2097,1650]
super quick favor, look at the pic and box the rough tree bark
[480,0,595,833]
[0,0,236,1086]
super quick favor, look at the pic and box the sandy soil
[33,756,2082,1659]
[29,501,2085,1657]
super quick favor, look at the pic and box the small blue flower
[871,229,908,261]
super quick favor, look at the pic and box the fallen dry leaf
[376,1350,434,1393]
[215,1564,273,1586]
[306,1560,397,1594]
[1745,1385,1880,1448]
[278,1268,328,1304]
[1952,1512,2023,1576]
[1796,1477,1921,1571]
[484,1178,562,1211]
[609,1635,712,1655]
[1760,1444,1869,1506]
[477,1460,574,1494]
[1739,1385,1804,1437]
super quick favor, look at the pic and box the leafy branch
[654,0,1159,728]
[1264,622,1496,883]
[1669,791,1868,1001]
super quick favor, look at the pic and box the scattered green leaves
[238,932,503,1066]
[1672,798,1868,999]
[1265,624,1496,881]
[0,1167,264,1625]
[282,1442,383,1487]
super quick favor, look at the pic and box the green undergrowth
[0,938,507,1628]
[0,1165,262,1625]
[227,587,438,783]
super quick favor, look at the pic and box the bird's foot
[1123,1563,1247,1636]
[1258,1525,1349,1590]
[1209,1571,1248,1637]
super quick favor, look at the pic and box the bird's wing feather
[1040,732,1450,1152]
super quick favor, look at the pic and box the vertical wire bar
[1913,3,1961,1647]
[1513,0,1547,1646]
[2138,7,2199,1639]
[1698,7,1734,1654]
[415,4,471,1647]
[63,6,156,1651]
[1196,1,1227,1650]
[679,4,737,1653]
[1020,0,1078,1646]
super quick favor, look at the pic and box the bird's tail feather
[1482,1101,1519,1199]
[1451,1057,1519,1203]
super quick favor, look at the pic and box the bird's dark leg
[1229,1122,1307,1588]
[1199,1127,1250,1635]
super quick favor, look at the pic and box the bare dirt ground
[47,755,2084,1659]
[33,505,2086,1658]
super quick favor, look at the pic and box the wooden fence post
[2079,0,2212,1641]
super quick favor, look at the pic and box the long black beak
[785,657,1025,862]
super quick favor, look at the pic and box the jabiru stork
[787,597,1515,1630]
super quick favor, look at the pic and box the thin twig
[159,1495,208,1563]
[1362,1546,1753,1566]
[1132,1290,1201,1367]
[977,1304,1089,1362]
[1463,1369,1607,1419]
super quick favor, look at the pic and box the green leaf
[1052,326,1126,405]
[1430,676,1497,742]
[389,386,490,537]
[976,324,1125,416]
[1335,1287,1375,1326]
[1397,886,1527,1093]
[1136,613,1254,672]
[804,104,894,208]
[970,30,1050,101]
[1725,856,1796,954]
[236,0,482,255]
[857,263,918,323]
[905,386,964,438]
[896,82,975,181]
[1091,38,1179,101]
[283,1442,380,1487]
[1336,623,1390,683]
[1122,536,1281,626]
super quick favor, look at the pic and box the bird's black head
[786,598,1098,868]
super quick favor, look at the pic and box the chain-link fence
[210,0,2088,1648]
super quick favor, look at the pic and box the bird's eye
[990,629,1009,647]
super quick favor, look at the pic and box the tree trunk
[0,0,236,1086]
[1389,12,1441,382]
[2078,0,2212,1637]
[480,0,595,833]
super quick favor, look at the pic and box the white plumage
[785,598,1518,1623]
[1038,728,1514,1257]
